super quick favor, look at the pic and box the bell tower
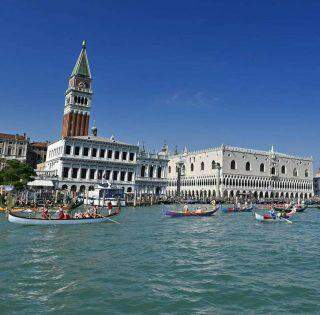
[61,40,93,138]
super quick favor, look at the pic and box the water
[1,205,320,314]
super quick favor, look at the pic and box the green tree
[0,159,35,190]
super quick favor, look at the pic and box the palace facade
[43,41,168,195]
[167,145,313,200]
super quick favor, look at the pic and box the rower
[183,203,190,214]
[41,207,49,219]
[92,206,99,218]
[269,208,276,219]
[57,207,65,220]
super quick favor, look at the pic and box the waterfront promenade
[1,205,319,314]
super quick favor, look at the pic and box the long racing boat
[8,210,120,225]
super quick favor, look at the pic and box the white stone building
[167,145,313,200]
[44,134,138,193]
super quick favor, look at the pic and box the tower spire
[71,40,91,78]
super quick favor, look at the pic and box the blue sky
[0,0,319,167]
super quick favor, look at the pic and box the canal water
[0,205,320,314]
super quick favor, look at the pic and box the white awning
[27,179,54,187]
[0,185,14,191]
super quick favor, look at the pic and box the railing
[135,176,168,182]
[36,170,58,179]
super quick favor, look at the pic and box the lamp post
[213,162,221,200]
[176,156,184,198]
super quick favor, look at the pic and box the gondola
[8,209,120,225]
[222,206,253,213]
[165,206,219,218]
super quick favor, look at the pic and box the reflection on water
[0,206,320,314]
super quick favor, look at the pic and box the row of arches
[223,176,312,191]
[168,177,218,187]
[168,175,312,191]
[166,189,313,199]
[74,96,88,105]
[140,165,163,179]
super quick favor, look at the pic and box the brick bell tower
[61,40,93,138]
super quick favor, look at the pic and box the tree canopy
[0,159,35,190]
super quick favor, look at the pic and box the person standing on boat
[183,203,190,214]
[107,201,113,215]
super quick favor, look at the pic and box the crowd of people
[40,200,117,220]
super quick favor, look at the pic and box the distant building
[0,133,49,169]
[28,141,49,168]
[167,145,313,200]
[0,133,29,163]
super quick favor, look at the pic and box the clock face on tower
[77,81,85,89]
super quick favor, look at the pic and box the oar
[106,217,120,224]
[282,218,292,224]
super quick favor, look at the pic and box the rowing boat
[8,211,119,225]
[254,208,296,223]
[222,206,253,213]
[165,206,219,218]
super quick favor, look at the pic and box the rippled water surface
[1,205,320,314]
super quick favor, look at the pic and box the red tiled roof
[30,142,48,148]
[0,133,26,140]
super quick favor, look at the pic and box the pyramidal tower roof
[71,40,91,78]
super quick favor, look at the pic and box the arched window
[157,167,162,178]
[149,166,154,178]
[211,160,215,169]
[141,165,145,177]
[271,167,275,175]
[201,162,204,171]
[168,166,171,174]
[84,98,88,105]
[260,163,264,172]
[305,169,309,177]
[281,165,286,174]
[245,162,251,171]
[230,160,236,170]
[293,168,298,177]
[191,163,194,172]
